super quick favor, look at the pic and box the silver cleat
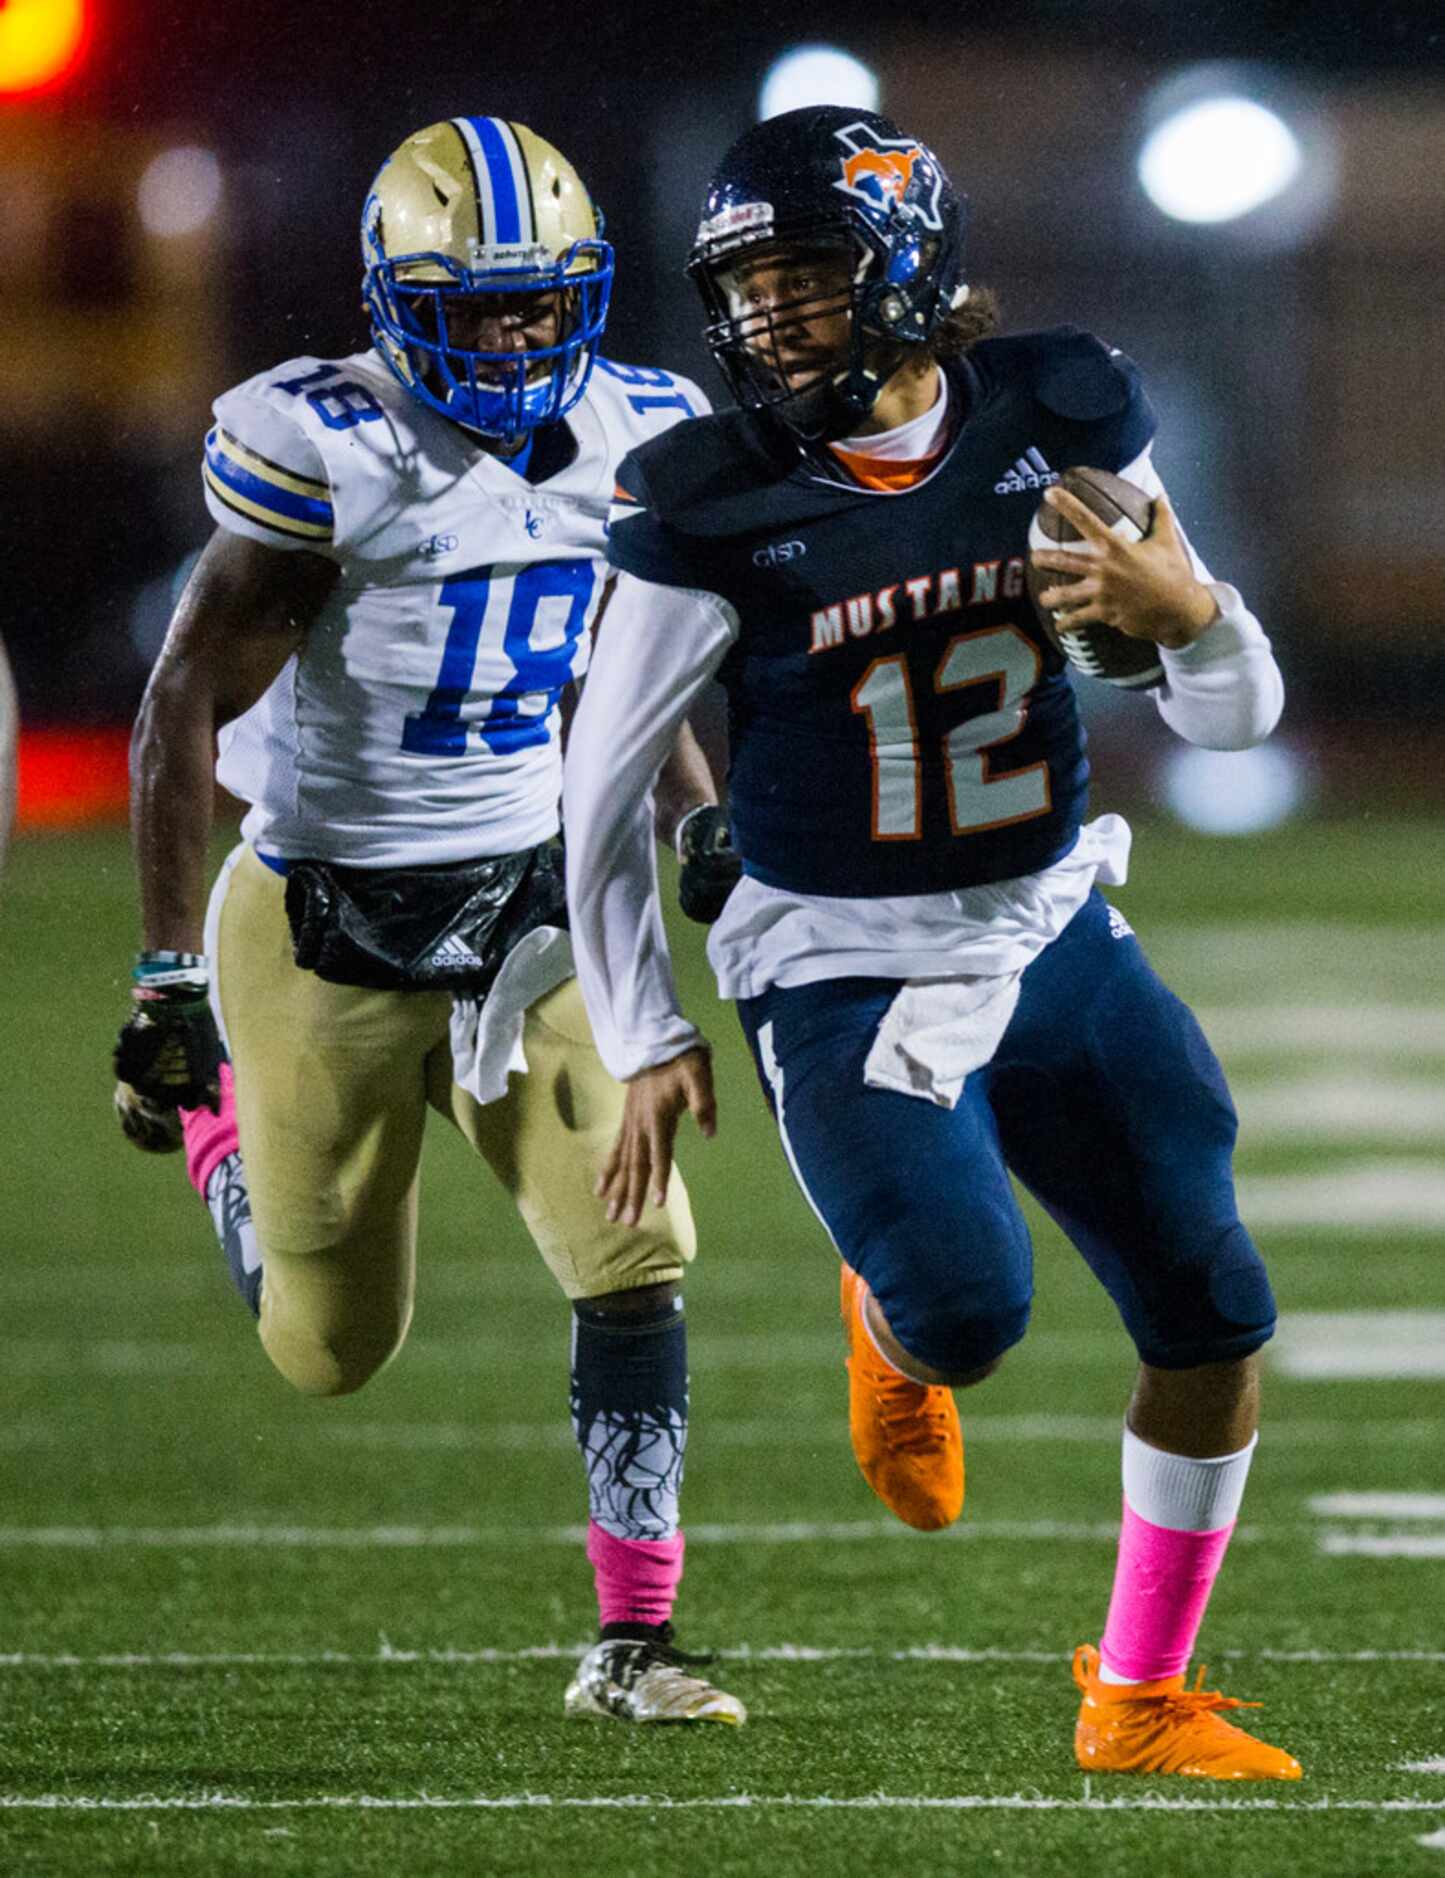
[563,1629,746,1725]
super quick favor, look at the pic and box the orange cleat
[840,1264,963,1531]
[1072,1643,1302,1780]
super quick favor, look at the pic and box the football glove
[677,805,741,925]
[113,954,223,1148]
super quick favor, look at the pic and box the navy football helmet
[687,105,967,440]
[362,117,613,442]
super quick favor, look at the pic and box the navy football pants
[737,892,1276,1376]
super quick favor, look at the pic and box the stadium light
[137,147,224,239]
[0,0,88,96]
[1162,743,1310,836]
[758,45,879,121]
[1135,66,1336,248]
[1139,97,1301,224]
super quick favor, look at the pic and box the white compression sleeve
[563,572,739,1082]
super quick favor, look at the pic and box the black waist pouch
[283,842,568,994]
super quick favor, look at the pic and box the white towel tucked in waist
[859,815,1132,1109]
[448,926,575,1105]
[864,972,1024,1109]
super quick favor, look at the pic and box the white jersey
[202,348,707,866]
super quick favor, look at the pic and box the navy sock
[570,1293,688,1542]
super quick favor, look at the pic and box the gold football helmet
[361,117,612,440]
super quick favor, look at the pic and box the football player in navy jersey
[111,119,746,1726]
[564,105,1301,1777]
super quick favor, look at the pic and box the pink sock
[180,1061,239,1198]
[1099,1498,1235,1683]
[586,1520,685,1629]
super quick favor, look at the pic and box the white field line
[0,1333,1132,1377]
[1271,1312,1445,1379]
[1233,1074,1445,1142]
[0,1792,1443,1814]
[13,1517,1443,1560]
[1312,1495,1445,1521]
[0,1262,828,1309]
[1,1324,1437,1379]
[0,1518,1147,1550]
[0,1335,851,1377]
[1421,1827,1445,1849]
[1238,1165,1445,1232]
[1320,1534,1445,1559]
[1195,1003,1445,1057]
[1,1411,1441,1456]
[1401,1761,1445,1775]
[315,1415,1444,1453]
[1155,923,1445,980]
[0,1644,1441,1672]
[317,1414,1125,1454]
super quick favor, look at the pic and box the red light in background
[0,0,89,96]
[16,726,130,828]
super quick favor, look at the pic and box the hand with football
[1031,477,1218,651]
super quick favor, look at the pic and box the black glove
[677,805,742,925]
[114,956,224,1143]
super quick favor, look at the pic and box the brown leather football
[1026,467,1165,689]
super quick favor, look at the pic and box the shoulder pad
[972,327,1141,422]
[206,371,337,551]
[615,408,797,537]
[225,355,349,406]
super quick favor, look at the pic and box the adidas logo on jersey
[994,448,1060,496]
[1107,905,1134,941]
[431,934,483,968]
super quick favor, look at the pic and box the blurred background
[2,0,1443,834]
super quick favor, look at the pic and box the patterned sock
[202,1154,262,1319]
[180,1064,261,1319]
[571,1292,688,1631]
[1099,1425,1257,1685]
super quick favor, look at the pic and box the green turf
[1,821,1442,1875]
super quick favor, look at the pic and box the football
[1026,467,1165,689]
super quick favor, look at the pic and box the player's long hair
[928,283,1002,361]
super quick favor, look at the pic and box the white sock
[1121,1423,1257,1531]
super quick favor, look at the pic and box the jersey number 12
[850,625,1049,840]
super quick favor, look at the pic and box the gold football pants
[208,845,695,1396]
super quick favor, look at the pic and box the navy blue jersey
[608,328,1155,898]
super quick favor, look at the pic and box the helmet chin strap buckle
[822,362,885,437]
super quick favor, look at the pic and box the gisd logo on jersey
[832,123,943,232]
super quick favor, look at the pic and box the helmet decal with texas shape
[687,105,966,444]
[361,117,614,442]
[832,120,945,233]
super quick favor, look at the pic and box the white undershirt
[833,373,950,461]
[563,448,1285,1083]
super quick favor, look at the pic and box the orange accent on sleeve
[612,481,638,504]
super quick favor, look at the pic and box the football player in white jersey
[112,118,744,1726]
